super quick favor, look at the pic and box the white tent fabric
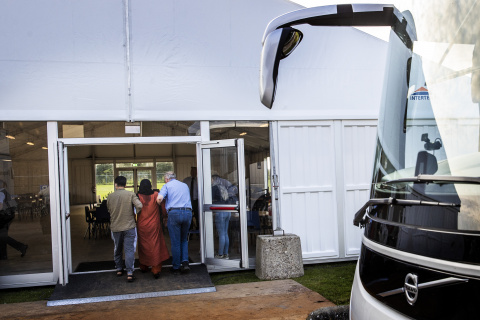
[0,0,387,121]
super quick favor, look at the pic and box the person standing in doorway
[137,179,170,279]
[157,171,192,275]
[107,176,142,282]
[212,175,230,259]
[183,167,198,230]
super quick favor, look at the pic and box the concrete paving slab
[0,280,335,320]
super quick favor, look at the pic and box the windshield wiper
[353,197,460,227]
[383,174,480,185]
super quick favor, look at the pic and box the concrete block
[255,234,304,280]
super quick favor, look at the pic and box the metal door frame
[55,135,203,284]
[197,138,248,268]
[57,142,72,284]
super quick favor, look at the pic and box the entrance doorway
[57,137,256,284]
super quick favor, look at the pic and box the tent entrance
[57,139,202,285]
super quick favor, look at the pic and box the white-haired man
[157,171,192,274]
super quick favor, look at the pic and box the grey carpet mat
[74,257,193,272]
[48,264,215,306]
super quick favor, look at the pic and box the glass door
[197,139,248,268]
[117,169,135,192]
[116,168,154,194]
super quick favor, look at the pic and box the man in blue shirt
[157,171,192,274]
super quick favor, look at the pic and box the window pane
[95,164,114,201]
[0,122,53,276]
[156,162,174,190]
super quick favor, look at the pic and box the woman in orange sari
[137,179,170,278]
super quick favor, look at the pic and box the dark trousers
[0,226,26,259]
[191,199,199,229]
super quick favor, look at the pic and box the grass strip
[295,262,356,305]
[0,286,54,304]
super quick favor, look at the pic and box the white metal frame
[54,135,203,284]
[197,139,248,269]
[58,142,72,284]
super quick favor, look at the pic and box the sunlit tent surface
[0,0,387,122]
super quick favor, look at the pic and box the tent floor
[47,264,215,306]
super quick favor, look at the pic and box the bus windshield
[373,3,480,232]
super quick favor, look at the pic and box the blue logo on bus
[410,87,429,101]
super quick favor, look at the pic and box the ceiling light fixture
[6,134,15,139]
[26,141,35,146]
[239,132,247,136]
[42,147,48,150]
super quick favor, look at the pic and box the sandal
[127,274,135,282]
[116,270,124,277]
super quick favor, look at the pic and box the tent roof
[0,0,386,122]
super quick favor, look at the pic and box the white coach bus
[260,2,480,319]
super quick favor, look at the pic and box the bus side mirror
[260,27,303,108]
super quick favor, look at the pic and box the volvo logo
[404,273,418,305]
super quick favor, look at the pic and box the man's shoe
[20,245,28,257]
[170,268,180,275]
[180,261,190,274]
[222,254,229,260]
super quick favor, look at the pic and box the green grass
[295,262,356,305]
[0,286,54,304]
[210,270,264,285]
[96,184,114,201]
[210,261,357,306]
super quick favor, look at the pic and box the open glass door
[197,139,248,268]
[58,142,72,284]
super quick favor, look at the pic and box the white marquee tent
[0,0,389,288]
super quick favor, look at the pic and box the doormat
[74,257,193,272]
[48,264,215,306]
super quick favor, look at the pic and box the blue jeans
[215,212,230,256]
[167,209,192,270]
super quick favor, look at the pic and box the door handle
[204,204,239,212]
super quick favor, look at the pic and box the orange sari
[137,191,169,272]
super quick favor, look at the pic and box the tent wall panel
[69,160,94,205]
[277,120,377,260]
[175,156,196,182]
[277,121,339,259]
